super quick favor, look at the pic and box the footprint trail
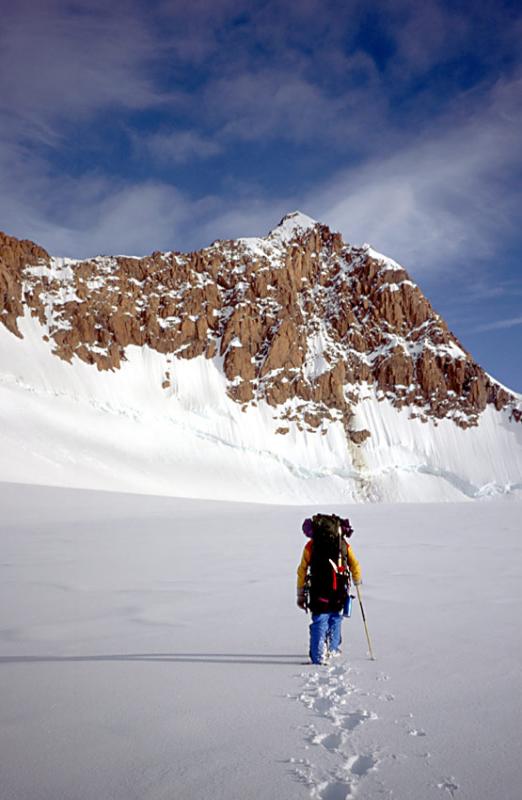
[290,658,461,799]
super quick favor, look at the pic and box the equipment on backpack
[303,573,311,613]
[343,593,355,618]
[307,514,351,614]
[356,583,376,660]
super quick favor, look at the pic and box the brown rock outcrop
[348,429,372,445]
[0,232,49,336]
[0,215,519,441]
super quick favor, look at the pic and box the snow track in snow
[292,663,381,799]
[292,661,461,800]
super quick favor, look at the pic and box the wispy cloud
[473,316,522,333]
[0,0,163,143]
[141,130,222,164]
[201,63,385,150]
[0,136,215,257]
[1,0,521,279]
[309,73,522,275]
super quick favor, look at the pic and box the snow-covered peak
[267,210,319,244]
[237,211,319,259]
[362,243,404,273]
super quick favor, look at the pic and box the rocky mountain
[0,212,521,502]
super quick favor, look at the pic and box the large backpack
[308,514,350,614]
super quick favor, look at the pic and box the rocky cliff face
[0,212,518,443]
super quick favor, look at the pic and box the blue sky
[1,0,521,390]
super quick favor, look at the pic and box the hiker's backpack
[308,514,350,614]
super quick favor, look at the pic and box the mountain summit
[267,210,319,242]
[0,217,520,502]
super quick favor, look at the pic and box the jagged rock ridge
[0,212,518,441]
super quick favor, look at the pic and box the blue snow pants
[309,612,342,664]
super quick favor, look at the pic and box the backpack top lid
[312,513,342,541]
[305,513,353,539]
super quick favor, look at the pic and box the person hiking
[296,514,362,665]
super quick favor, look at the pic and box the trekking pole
[355,584,376,661]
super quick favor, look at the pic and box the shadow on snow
[0,653,305,666]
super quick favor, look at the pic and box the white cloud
[2,68,521,273]
[203,66,384,148]
[473,316,522,333]
[0,2,520,286]
[0,138,216,257]
[144,130,222,163]
[308,75,522,275]
[0,1,163,143]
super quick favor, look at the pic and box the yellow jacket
[297,539,362,590]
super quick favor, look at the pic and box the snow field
[1,484,521,799]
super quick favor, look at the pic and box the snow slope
[1,483,521,800]
[0,314,521,503]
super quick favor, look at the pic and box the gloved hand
[297,590,306,610]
